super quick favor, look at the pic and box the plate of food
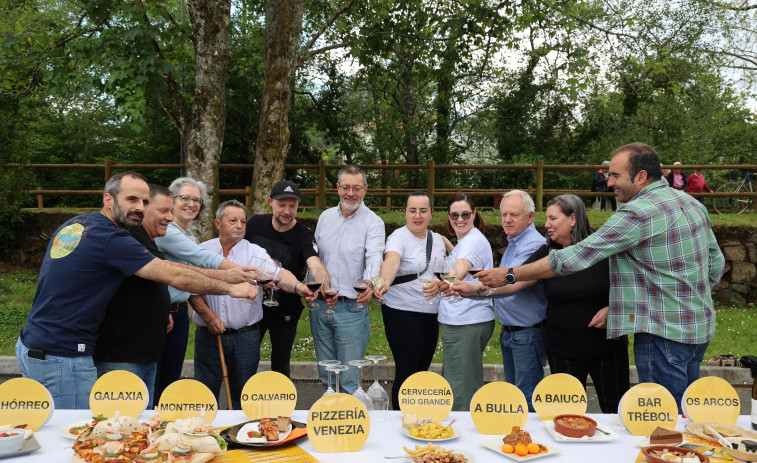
[480,426,560,460]
[543,415,618,442]
[225,417,307,447]
[401,420,461,442]
[400,442,474,462]
[61,416,107,440]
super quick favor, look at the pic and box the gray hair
[168,177,210,218]
[215,199,246,221]
[337,165,367,186]
[502,190,535,215]
[545,194,594,246]
[103,171,148,200]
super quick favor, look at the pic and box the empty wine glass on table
[326,364,349,394]
[365,354,390,421]
[318,360,341,397]
[350,270,370,312]
[442,256,463,303]
[304,267,323,310]
[348,359,373,412]
[417,260,435,305]
[263,259,282,307]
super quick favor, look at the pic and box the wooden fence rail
[4,160,756,212]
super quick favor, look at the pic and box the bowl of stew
[553,414,597,438]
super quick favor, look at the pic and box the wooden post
[427,160,435,207]
[535,160,544,212]
[318,159,326,211]
[37,187,43,209]
[245,186,250,208]
[386,185,392,210]
[104,159,113,182]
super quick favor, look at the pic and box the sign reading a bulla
[470,382,528,434]
[90,370,148,418]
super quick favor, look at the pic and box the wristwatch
[505,268,516,285]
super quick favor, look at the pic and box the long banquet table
[12,410,754,462]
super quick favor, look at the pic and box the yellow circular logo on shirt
[241,371,297,420]
[155,379,218,422]
[0,378,53,430]
[90,370,148,419]
[50,223,84,259]
[470,382,528,434]
[532,373,588,420]
[618,383,678,435]
[398,371,453,422]
[682,377,740,424]
[307,393,370,452]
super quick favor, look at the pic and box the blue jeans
[95,361,157,408]
[310,300,370,394]
[634,333,708,413]
[16,338,96,409]
[500,326,546,412]
[194,324,261,410]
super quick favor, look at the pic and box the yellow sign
[241,371,297,420]
[532,373,587,420]
[619,383,678,435]
[0,378,53,430]
[156,379,218,422]
[470,382,528,434]
[398,371,453,421]
[211,446,318,462]
[89,370,148,418]
[307,393,370,452]
[682,377,740,425]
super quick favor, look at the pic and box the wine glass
[442,256,463,303]
[263,259,282,307]
[326,364,349,394]
[233,255,264,305]
[368,261,387,302]
[318,360,340,397]
[323,275,338,319]
[365,354,389,420]
[431,256,449,300]
[304,267,323,310]
[417,260,434,305]
[350,269,370,312]
[465,253,485,279]
[348,360,374,412]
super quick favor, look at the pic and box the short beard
[112,202,143,230]
[340,199,361,213]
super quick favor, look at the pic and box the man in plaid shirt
[477,143,725,409]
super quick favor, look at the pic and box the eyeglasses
[337,185,367,193]
[449,211,474,220]
[177,194,203,206]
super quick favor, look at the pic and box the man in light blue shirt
[312,165,385,393]
[492,190,547,411]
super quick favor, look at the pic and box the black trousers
[382,304,439,410]
[154,306,189,403]
[546,348,630,414]
[259,309,302,378]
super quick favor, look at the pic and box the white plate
[401,426,462,442]
[404,449,474,462]
[60,421,92,440]
[0,436,40,459]
[480,438,562,460]
[236,421,292,443]
[542,420,619,442]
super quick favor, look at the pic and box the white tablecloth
[10,410,754,462]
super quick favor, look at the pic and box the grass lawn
[3,266,755,365]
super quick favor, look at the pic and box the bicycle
[712,172,755,214]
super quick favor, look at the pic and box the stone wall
[13,213,757,305]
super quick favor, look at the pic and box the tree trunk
[399,59,419,186]
[248,0,305,215]
[184,0,232,241]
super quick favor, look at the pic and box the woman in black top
[523,194,630,413]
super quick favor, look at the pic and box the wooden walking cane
[217,334,233,410]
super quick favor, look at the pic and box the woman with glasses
[438,193,495,411]
[154,177,259,402]
[373,192,452,410]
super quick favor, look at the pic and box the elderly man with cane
[189,200,314,409]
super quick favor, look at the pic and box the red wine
[257,279,273,285]
[353,286,368,293]
[324,290,338,297]
[306,283,322,292]
[468,270,481,277]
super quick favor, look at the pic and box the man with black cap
[244,180,330,378]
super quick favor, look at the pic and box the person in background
[190,200,312,409]
[437,193,495,411]
[245,180,329,379]
[665,161,687,191]
[591,161,607,210]
[686,168,712,205]
[312,165,385,393]
[373,191,451,410]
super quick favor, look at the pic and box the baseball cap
[270,180,301,200]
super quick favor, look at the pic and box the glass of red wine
[262,259,282,307]
[323,276,338,319]
[432,256,449,300]
[466,253,485,279]
[304,267,323,310]
[348,270,370,312]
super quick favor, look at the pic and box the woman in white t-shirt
[373,192,451,410]
[439,193,495,411]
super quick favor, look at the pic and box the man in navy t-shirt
[16,172,259,409]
